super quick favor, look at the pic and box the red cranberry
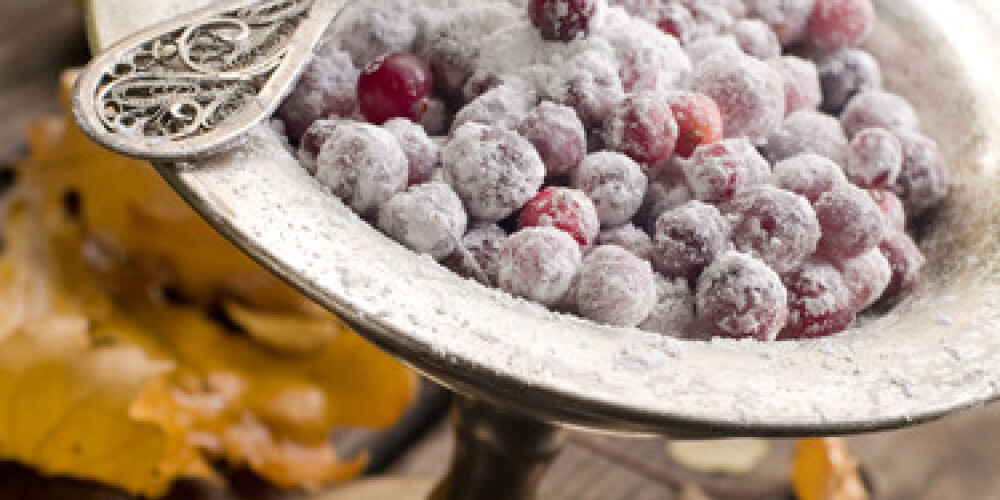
[652,200,731,281]
[572,152,648,227]
[806,0,875,51]
[815,184,885,260]
[383,118,440,185]
[696,252,789,341]
[818,48,882,114]
[684,139,769,203]
[772,56,822,116]
[772,153,848,204]
[575,246,658,327]
[895,131,950,217]
[841,90,919,138]
[868,188,906,232]
[762,110,848,166]
[778,260,855,340]
[640,275,697,338]
[838,248,892,310]
[603,92,679,166]
[278,47,358,141]
[315,122,408,216]
[528,0,600,42]
[497,227,583,306]
[518,102,588,178]
[878,230,926,303]
[667,92,724,159]
[844,127,903,189]
[377,182,468,261]
[724,186,821,274]
[694,50,785,144]
[518,187,601,248]
[358,53,434,125]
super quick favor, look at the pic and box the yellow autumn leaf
[792,438,868,500]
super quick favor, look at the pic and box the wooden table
[4,1,1000,499]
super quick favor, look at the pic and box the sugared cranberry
[838,248,892,310]
[685,2,736,40]
[772,153,848,204]
[518,102,588,178]
[603,92,679,166]
[497,227,583,306]
[696,252,789,341]
[377,182,468,261]
[572,152,648,227]
[449,224,509,285]
[743,0,815,46]
[383,118,440,185]
[297,119,343,175]
[655,4,696,44]
[417,10,497,96]
[844,128,902,188]
[868,188,906,231]
[724,185,821,274]
[694,50,785,144]
[451,80,537,133]
[895,131,950,217]
[518,187,601,248]
[818,48,882,114]
[772,56,823,116]
[762,110,848,166]
[575,245,658,327]
[640,275,698,338]
[815,184,885,260]
[332,2,418,68]
[607,21,692,94]
[357,53,434,125]
[778,260,855,340]
[315,122,408,215]
[442,123,546,222]
[683,138,769,203]
[730,19,781,60]
[806,0,875,51]
[841,90,919,138]
[529,0,601,42]
[278,47,358,141]
[636,166,693,232]
[546,50,626,127]
[597,223,654,260]
[878,230,926,303]
[652,200,731,281]
[667,92,724,158]
[685,36,743,67]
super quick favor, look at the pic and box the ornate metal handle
[72,0,346,161]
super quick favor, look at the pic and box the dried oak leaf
[792,438,868,500]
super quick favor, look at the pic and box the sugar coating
[572,151,648,227]
[878,230,926,302]
[895,130,950,217]
[686,2,735,40]
[377,182,468,260]
[838,247,892,310]
[763,110,849,166]
[602,91,679,166]
[684,138,769,203]
[456,223,509,284]
[451,80,538,133]
[772,153,848,203]
[841,90,920,138]
[818,48,882,114]
[518,101,588,177]
[696,251,788,341]
[772,56,822,116]
[539,41,626,126]
[654,4,696,45]
[844,127,903,188]
[694,50,785,144]
[278,47,359,141]
[868,188,906,232]
[574,245,658,327]
[651,200,730,281]
[331,0,419,67]
[806,0,875,52]
[724,185,821,274]
[742,0,814,46]
[602,8,692,93]
[442,123,546,221]
[639,275,697,338]
[498,226,583,306]
[730,18,781,61]
[315,122,408,215]
[636,167,693,232]
[780,259,854,340]
[383,118,441,185]
[519,187,601,248]
[597,223,653,260]
[528,0,604,42]
[297,119,343,175]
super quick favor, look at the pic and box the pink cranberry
[772,153,848,204]
[743,0,815,46]
[667,92,724,159]
[696,252,789,341]
[315,122,408,215]
[572,152,648,227]
[357,53,434,126]
[762,110,848,166]
[724,186,821,274]
[639,275,697,338]
[895,131,950,217]
[838,248,892,310]
[868,188,906,232]
[574,245,658,327]
[778,260,855,340]
[278,47,358,141]
[841,90,920,138]
[730,19,781,60]
[597,223,654,261]
[377,182,468,261]
[383,118,440,185]
[844,127,903,189]
[603,92,679,166]
[879,230,926,303]
[815,184,885,260]
[694,50,785,144]
[806,0,875,51]
[497,227,583,306]
[652,200,731,281]
[441,123,546,222]
[518,102,588,178]
[818,48,882,114]
[529,0,601,42]
[297,119,343,175]
[683,138,769,203]
[772,56,823,116]
[518,187,600,248]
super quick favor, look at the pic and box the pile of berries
[278,0,948,341]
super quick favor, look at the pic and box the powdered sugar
[315,122,408,215]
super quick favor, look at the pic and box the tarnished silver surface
[84,0,1000,439]
[73,0,344,160]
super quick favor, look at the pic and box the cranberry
[815,184,885,260]
[607,23,692,94]
[667,92,724,158]
[636,166,693,232]
[572,152,648,227]
[518,102,588,178]
[655,4,696,44]
[895,131,950,217]
[730,19,781,60]
[772,56,822,116]
[838,248,892,310]
[597,223,654,260]
[724,186,821,274]
[868,188,906,232]
[743,0,815,46]
[818,48,882,114]
[696,252,789,341]
[417,10,498,96]
[518,187,601,248]
[841,90,919,138]
[772,153,848,204]
[878,230,926,303]
[451,80,537,133]
[449,224,509,285]
[575,246,658,327]
[529,0,600,42]
[652,200,731,281]
[639,275,698,338]
[806,0,875,51]
[357,53,434,126]
[297,119,343,175]
[315,122,408,216]
[278,47,358,141]
[844,128,903,189]
[546,50,626,127]
[762,110,848,166]
[383,118,440,185]
[685,2,736,40]
[377,182,468,261]
[332,2,418,68]
[694,50,785,144]
[778,260,855,340]
[685,36,743,67]
[441,123,546,222]
[497,227,583,306]
[684,138,769,203]
[603,92,679,166]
